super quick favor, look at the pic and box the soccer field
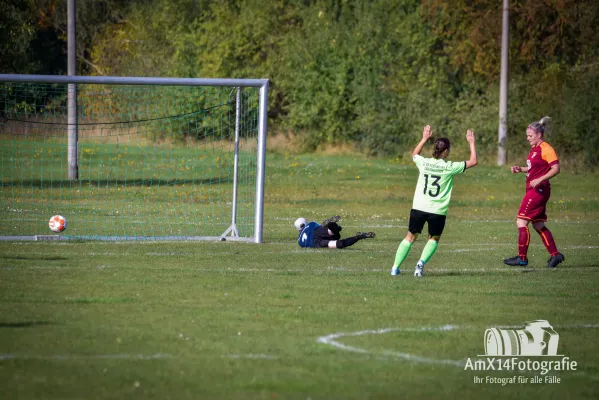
[1,153,599,399]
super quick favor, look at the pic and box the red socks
[536,226,559,256]
[518,226,530,260]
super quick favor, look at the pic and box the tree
[0,0,40,73]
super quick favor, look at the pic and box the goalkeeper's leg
[327,222,342,236]
[323,215,341,225]
[333,232,375,249]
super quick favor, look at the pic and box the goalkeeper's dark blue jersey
[298,222,320,248]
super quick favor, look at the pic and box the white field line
[4,244,599,258]
[317,323,599,367]
[5,266,599,274]
[224,354,278,360]
[2,325,597,363]
[317,325,464,367]
[272,219,599,225]
[445,245,599,253]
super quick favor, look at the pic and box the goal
[0,74,268,242]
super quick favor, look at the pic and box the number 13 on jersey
[423,174,441,197]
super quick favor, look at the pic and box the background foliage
[1,0,598,164]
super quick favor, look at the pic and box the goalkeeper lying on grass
[294,216,375,249]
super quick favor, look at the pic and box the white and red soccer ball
[49,215,67,233]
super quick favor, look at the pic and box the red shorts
[517,186,551,222]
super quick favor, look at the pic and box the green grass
[1,153,599,399]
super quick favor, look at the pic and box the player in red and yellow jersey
[504,117,565,268]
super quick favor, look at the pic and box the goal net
[0,75,268,242]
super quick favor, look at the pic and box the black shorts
[313,225,341,248]
[408,209,447,237]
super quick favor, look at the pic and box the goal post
[0,74,268,243]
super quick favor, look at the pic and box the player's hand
[466,129,475,143]
[422,125,432,141]
[529,178,542,188]
[511,165,522,173]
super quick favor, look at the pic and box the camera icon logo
[484,320,559,356]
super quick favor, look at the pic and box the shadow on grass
[0,321,53,328]
[1,255,68,261]
[63,297,135,304]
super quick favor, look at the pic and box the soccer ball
[49,215,67,233]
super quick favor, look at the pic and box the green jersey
[412,154,466,216]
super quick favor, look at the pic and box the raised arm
[465,129,478,169]
[412,125,432,158]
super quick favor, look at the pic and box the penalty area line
[317,323,599,367]
[317,325,465,367]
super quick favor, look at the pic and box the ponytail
[528,116,551,136]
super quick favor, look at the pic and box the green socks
[393,238,439,269]
[393,239,413,268]
[420,239,439,264]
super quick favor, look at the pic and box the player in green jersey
[391,125,478,277]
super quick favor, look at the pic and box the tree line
[2,0,598,165]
